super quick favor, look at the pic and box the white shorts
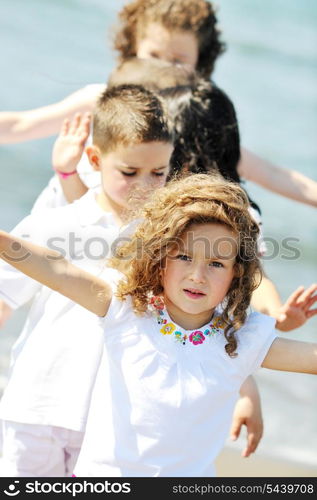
[0,421,84,477]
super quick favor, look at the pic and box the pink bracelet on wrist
[53,167,78,179]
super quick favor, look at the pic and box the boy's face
[136,22,199,69]
[87,141,173,211]
[162,223,237,330]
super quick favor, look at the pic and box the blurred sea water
[0,0,316,468]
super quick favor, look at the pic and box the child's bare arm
[52,113,91,203]
[251,272,283,318]
[262,338,317,374]
[0,84,104,144]
[230,376,263,457]
[0,230,112,317]
[0,299,12,329]
[238,148,317,208]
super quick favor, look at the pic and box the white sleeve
[0,260,41,309]
[31,175,68,214]
[235,312,277,378]
[0,213,49,308]
[0,205,77,309]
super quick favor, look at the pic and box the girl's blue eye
[153,172,165,177]
[210,261,224,268]
[177,254,191,261]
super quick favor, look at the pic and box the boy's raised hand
[275,284,317,331]
[52,112,91,175]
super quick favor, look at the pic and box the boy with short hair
[0,84,173,477]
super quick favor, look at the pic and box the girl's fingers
[230,419,242,441]
[60,118,70,136]
[304,295,317,313]
[285,286,305,306]
[296,284,317,304]
[288,284,317,307]
[242,431,257,458]
[306,308,317,319]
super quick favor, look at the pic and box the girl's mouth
[183,288,206,299]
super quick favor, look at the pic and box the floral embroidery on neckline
[149,296,226,346]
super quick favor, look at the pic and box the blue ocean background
[0,0,316,467]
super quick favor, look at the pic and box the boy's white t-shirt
[74,292,277,477]
[0,190,125,431]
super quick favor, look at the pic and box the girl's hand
[52,112,91,174]
[275,284,317,332]
[231,377,263,457]
[0,299,12,328]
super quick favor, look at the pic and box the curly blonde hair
[109,174,262,357]
[113,0,225,78]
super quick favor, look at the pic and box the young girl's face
[88,141,173,211]
[162,223,237,329]
[136,22,199,69]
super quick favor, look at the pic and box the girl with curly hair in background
[0,0,316,208]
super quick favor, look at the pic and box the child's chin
[182,302,208,314]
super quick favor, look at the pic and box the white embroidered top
[75,292,276,477]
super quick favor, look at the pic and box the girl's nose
[189,264,206,283]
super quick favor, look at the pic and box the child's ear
[86,146,102,171]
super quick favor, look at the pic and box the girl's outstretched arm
[262,338,317,374]
[0,230,112,317]
[0,84,104,144]
[238,148,317,208]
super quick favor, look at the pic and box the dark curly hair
[162,80,240,182]
[160,80,261,214]
[109,174,262,358]
[113,0,226,78]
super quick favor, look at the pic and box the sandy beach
[216,447,317,477]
